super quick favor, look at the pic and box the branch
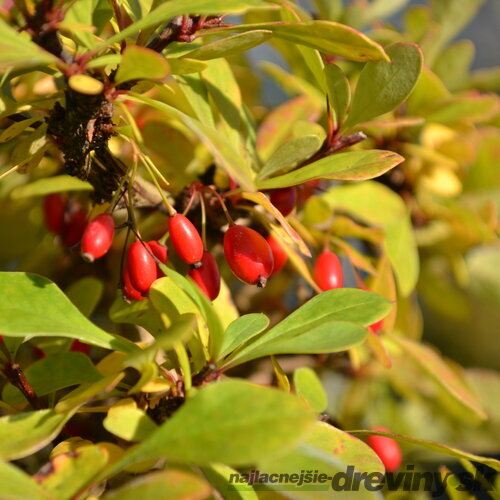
[1,362,42,410]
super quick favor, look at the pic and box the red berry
[127,242,157,293]
[61,208,88,248]
[43,193,67,234]
[367,427,403,472]
[168,214,204,267]
[80,213,115,262]
[314,251,343,291]
[224,225,274,287]
[266,235,288,274]
[122,266,146,301]
[146,240,168,277]
[297,180,320,205]
[189,251,221,300]
[70,340,91,355]
[269,187,297,216]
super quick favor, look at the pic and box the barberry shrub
[0,0,499,498]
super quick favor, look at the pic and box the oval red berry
[122,266,146,301]
[224,225,274,287]
[266,235,288,274]
[43,193,67,234]
[269,187,297,217]
[168,214,203,266]
[61,208,88,248]
[314,251,343,291]
[127,241,157,293]
[189,251,221,300]
[367,427,402,472]
[81,213,115,262]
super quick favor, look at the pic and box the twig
[1,362,42,410]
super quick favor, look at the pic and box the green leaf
[103,408,157,442]
[63,0,98,49]
[257,150,404,189]
[0,461,55,500]
[184,30,273,61]
[166,57,208,75]
[217,313,270,361]
[55,373,124,413]
[308,422,385,475]
[324,64,351,127]
[257,96,322,162]
[323,182,419,296]
[425,94,499,125]
[433,40,475,90]
[125,314,197,371]
[98,0,271,48]
[0,409,73,460]
[126,92,256,191]
[109,293,165,337]
[0,19,57,71]
[176,73,215,127]
[115,46,170,85]
[10,175,93,199]
[257,135,322,180]
[224,289,391,367]
[156,266,225,362]
[65,277,104,317]
[389,336,487,420]
[0,117,39,143]
[349,430,500,471]
[293,367,327,413]
[2,352,102,405]
[216,21,389,62]
[103,380,315,472]
[201,58,253,160]
[103,470,212,500]
[0,272,137,353]
[37,445,109,500]
[343,43,423,129]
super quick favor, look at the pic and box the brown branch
[1,362,42,410]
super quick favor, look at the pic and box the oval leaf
[217,313,270,361]
[293,367,328,413]
[184,30,273,61]
[344,42,423,129]
[257,150,404,189]
[0,273,137,353]
[10,175,93,199]
[103,380,315,472]
[0,409,73,460]
[115,46,170,85]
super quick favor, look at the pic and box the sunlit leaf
[115,46,170,85]
[0,273,137,353]
[257,150,404,189]
[343,43,423,129]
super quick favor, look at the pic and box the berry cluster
[41,180,384,332]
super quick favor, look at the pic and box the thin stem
[199,191,207,249]
[1,362,42,410]
[140,155,176,216]
[199,185,234,225]
[0,164,19,181]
